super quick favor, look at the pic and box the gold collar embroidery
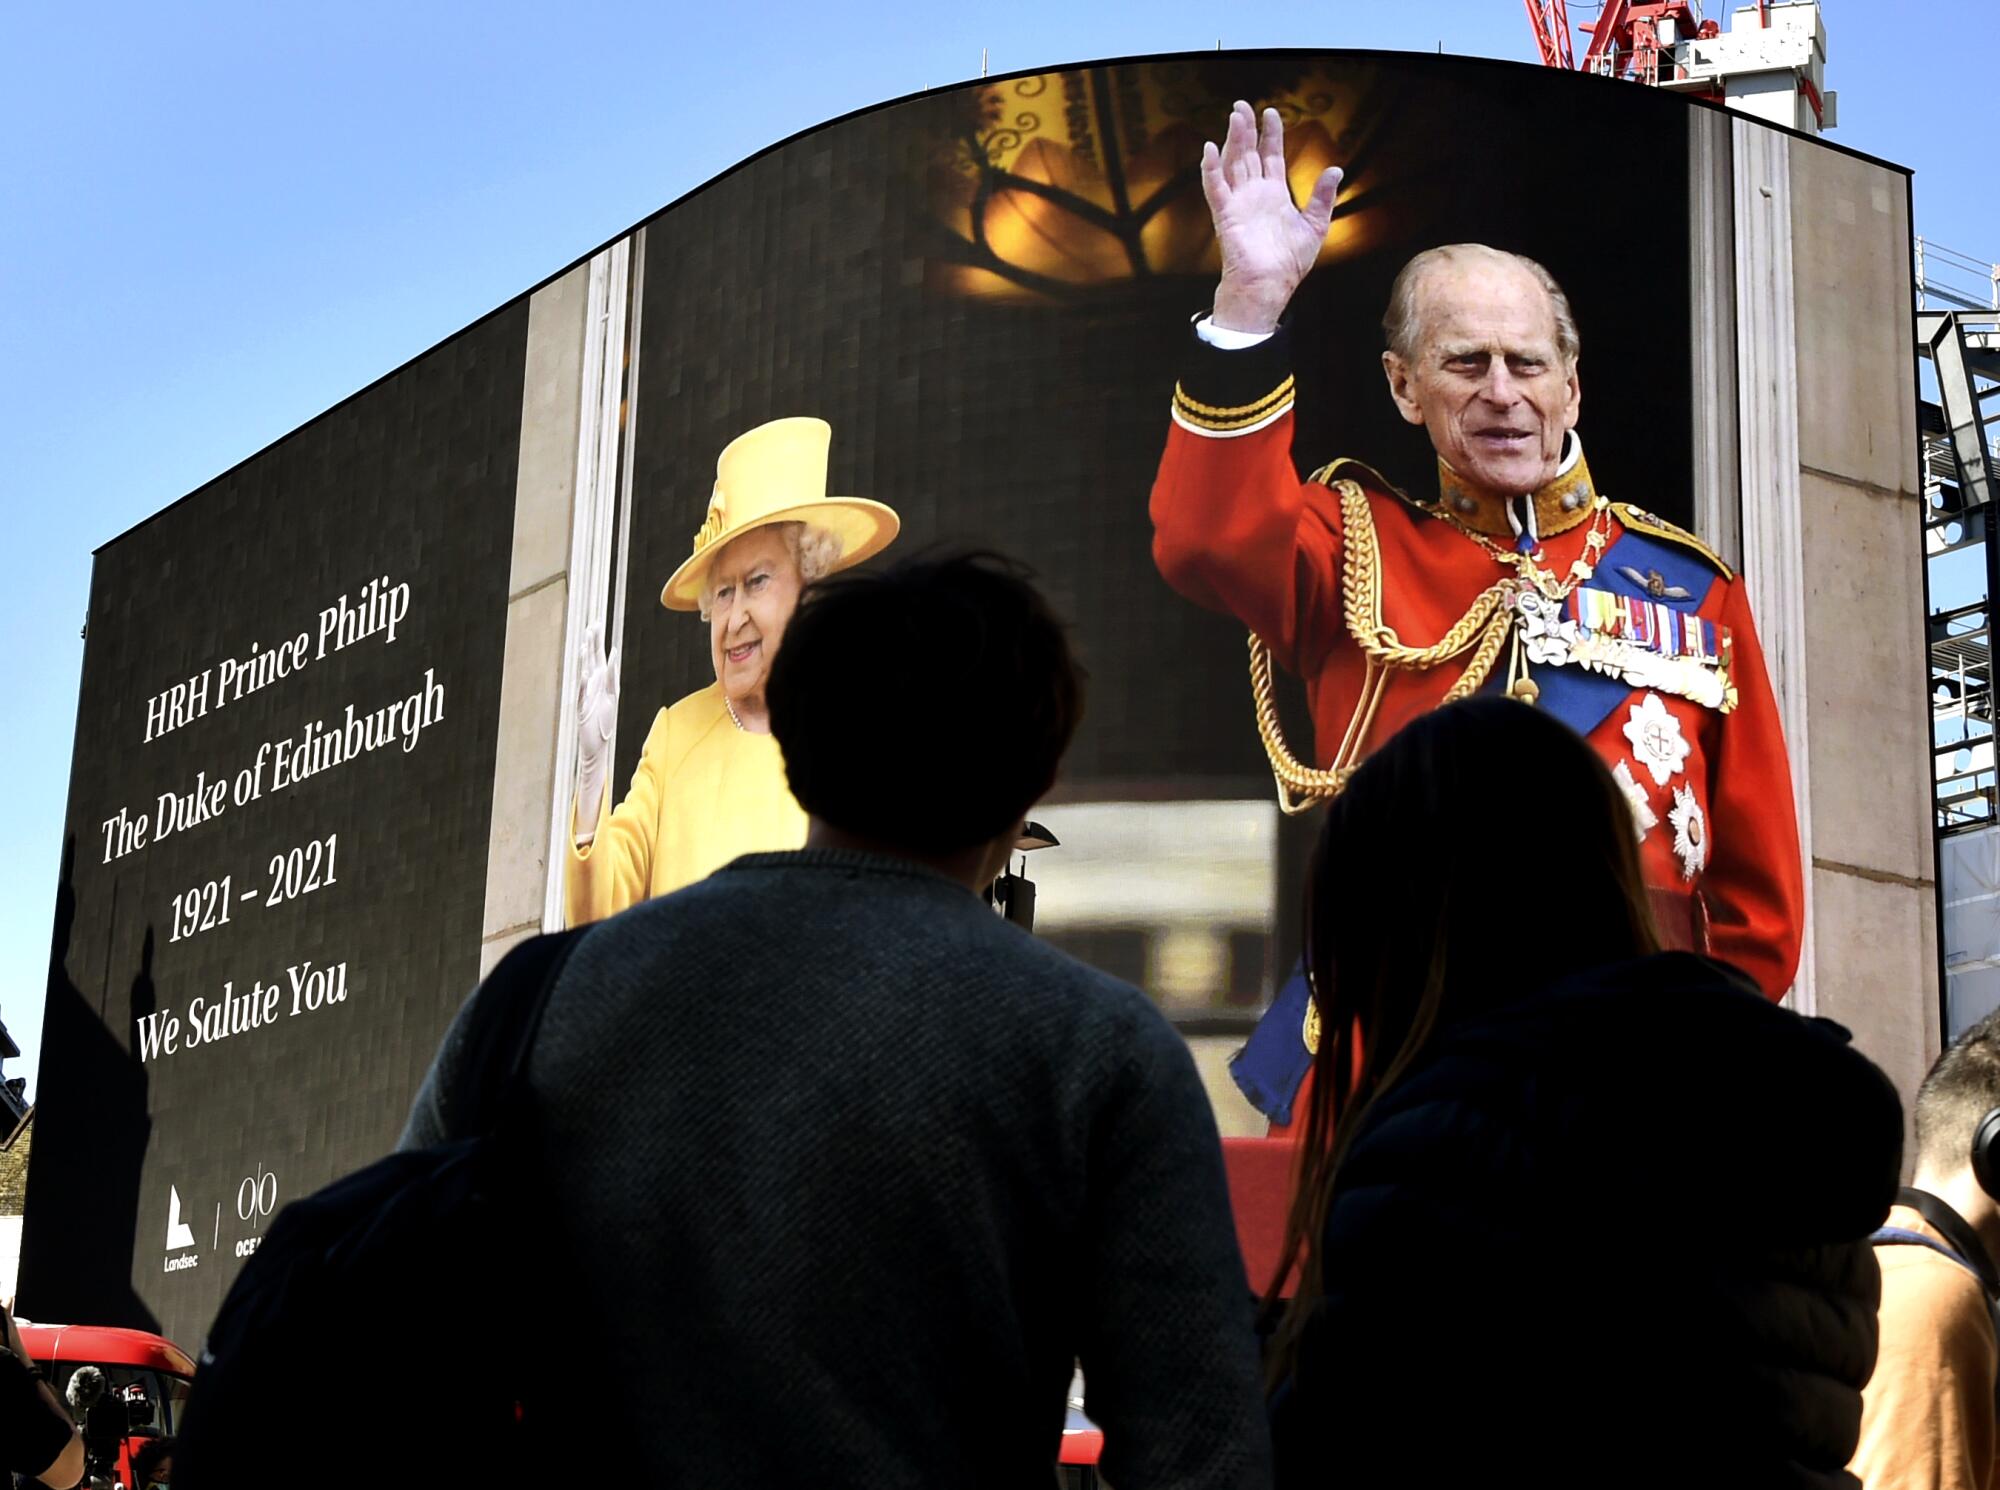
[1432,442,1598,540]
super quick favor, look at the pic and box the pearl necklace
[724,697,747,732]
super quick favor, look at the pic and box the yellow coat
[565,682,807,926]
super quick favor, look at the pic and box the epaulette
[1307,457,1423,510]
[1610,502,1735,581]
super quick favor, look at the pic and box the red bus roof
[17,1323,195,1377]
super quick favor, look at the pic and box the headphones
[1973,1108,2000,1199]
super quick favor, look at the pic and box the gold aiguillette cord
[1249,480,1515,814]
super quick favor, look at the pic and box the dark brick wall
[0,1118,32,1217]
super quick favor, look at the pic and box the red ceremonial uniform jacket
[1151,325,1803,999]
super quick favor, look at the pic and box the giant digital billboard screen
[27,49,1914,1346]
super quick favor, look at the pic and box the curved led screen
[29,48,1900,1346]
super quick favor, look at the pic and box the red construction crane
[1524,0,1577,69]
[1524,0,1723,84]
[1525,2,1833,132]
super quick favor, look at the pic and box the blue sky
[2,0,1992,1097]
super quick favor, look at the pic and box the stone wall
[479,263,590,976]
[1785,137,1936,1107]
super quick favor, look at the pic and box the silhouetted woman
[1267,696,1900,1488]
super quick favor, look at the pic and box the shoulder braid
[1610,502,1734,581]
[1308,457,1420,504]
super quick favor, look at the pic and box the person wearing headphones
[1854,1012,2000,1489]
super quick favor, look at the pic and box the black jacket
[1272,952,1903,1488]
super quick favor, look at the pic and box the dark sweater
[404,849,1271,1487]
[1271,953,1903,1489]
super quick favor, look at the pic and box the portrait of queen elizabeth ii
[564,416,900,926]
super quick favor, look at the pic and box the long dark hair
[1265,697,1661,1382]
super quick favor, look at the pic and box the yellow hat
[660,417,900,612]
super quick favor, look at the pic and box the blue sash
[1232,526,1726,1124]
[1230,962,1315,1125]
[1507,527,1721,740]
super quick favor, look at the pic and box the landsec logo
[164,1185,199,1273]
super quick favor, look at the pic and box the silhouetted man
[403,552,1270,1487]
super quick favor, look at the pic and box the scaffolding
[1924,240,2000,1035]
[1920,237,2000,314]
[1923,240,2000,831]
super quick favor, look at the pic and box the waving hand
[1203,101,1343,335]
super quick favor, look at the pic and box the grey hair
[1382,244,1580,367]
[697,521,842,621]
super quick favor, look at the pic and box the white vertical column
[611,227,646,667]
[1688,109,1740,571]
[478,263,590,976]
[1732,118,1815,1014]
[544,238,635,930]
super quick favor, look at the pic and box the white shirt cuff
[1194,316,1276,351]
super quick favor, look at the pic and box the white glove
[573,622,620,846]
